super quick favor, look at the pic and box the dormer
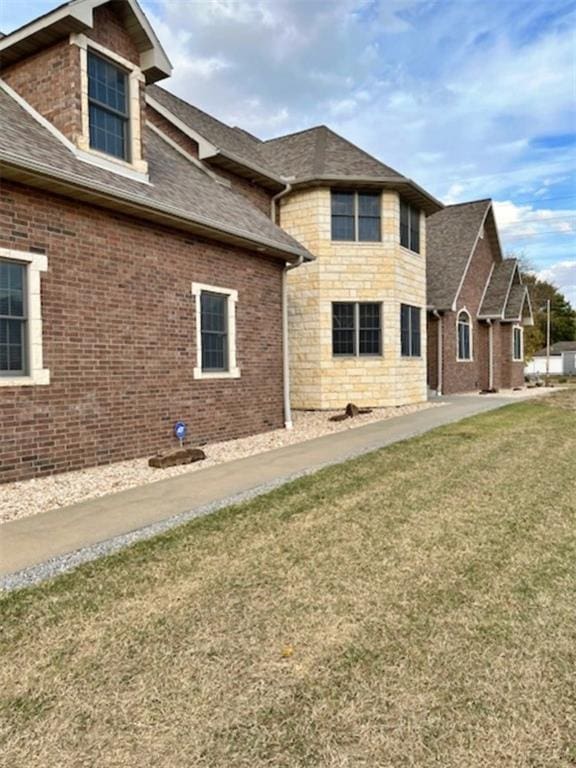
[0,0,172,178]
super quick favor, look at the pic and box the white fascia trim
[451,203,492,311]
[456,307,474,362]
[0,3,92,53]
[145,95,218,158]
[0,77,150,185]
[191,282,240,380]
[500,261,520,322]
[477,262,495,319]
[146,121,230,187]
[0,248,50,387]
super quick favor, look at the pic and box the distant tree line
[514,255,576,359]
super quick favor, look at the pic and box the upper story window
[0,260,26,375]
[332,302,382,356]
[457,310,472,361]
[88,52,129,161]
[400,199,420,253]
[400,303,421,357]
[331,191,381,242]
[513,326,523,361]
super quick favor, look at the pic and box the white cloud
[493,200,576,240]
[537,261,576,308]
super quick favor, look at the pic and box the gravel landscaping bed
[1,401,438,524]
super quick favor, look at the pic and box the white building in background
[524,341,576,376]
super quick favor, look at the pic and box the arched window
[457,310,472,360]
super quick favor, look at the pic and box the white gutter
[271,182,301,429]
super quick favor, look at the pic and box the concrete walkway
[0,394,525,586]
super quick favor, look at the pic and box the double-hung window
[512,326,523,361]
[331,191,381,242]
[457,310,472,360]
[400,199,420,253]
[332,302,382,356]
[88,51,129,161]
[0,260,26,375]
[400,304,421,357]
[192,283,240,379]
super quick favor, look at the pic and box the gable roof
[0,85,311,262]
[479,259,518,317]
[0,0,172,83]
[426,199,493,310]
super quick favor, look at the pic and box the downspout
[432,310,443,395]
[487,319,494,391]
[271,183,299,429]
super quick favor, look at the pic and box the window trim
[400,303,422,358]
[87,50,131,163]
[0,248,50,387]
[331,191,382,243]
[512,324,523,361]
[73,34,148,175]
[331,301,383,358]
[192,282,240,380]
[456,308,473,362]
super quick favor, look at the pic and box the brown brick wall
[426,315,439,390]
[0,181,285,483]
[86,5,141,65]
[2,41,82,142]
[146,106,200,158]
[431,233,525,394]
[208,166,274,215]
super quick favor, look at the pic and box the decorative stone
[149,447,206,469]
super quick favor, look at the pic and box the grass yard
[1,392,575,767]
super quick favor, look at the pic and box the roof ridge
[443,198,492,209]
[263,125,329,144]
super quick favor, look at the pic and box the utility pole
[545,299,551,387]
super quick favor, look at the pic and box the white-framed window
[192,283,240,380]
[0,248,49,387]
[512,325,523,361]
[332,302,382,356]
[72,34,147,176]
[457,309,472,361]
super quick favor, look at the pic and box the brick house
[0,0,311,483]
[426,199,533,395]
[145,93,444,409]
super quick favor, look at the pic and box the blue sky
[2,0,575,306]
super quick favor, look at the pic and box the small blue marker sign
[174,421,187,446]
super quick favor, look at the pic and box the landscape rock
[149,447,206,469]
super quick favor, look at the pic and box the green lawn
[1,393,575,767]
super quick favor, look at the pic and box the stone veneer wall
[280,188,427,409]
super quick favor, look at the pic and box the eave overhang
[0,0,172,84]
[289,175,444,215]
[0,154,312,264]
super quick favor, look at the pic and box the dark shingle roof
[147,84,273,173]
[426,200,492,310]
[261,125,404,181]
[479,259,518,317]
[0,87,309,260]
[503,282,528,320]
[533,340,576,356]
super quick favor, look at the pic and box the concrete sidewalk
[1,394,521,585]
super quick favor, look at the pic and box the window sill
[400,355,423,360]
[193,367,241,380]
[0,369,50,387]
[456,358,474,363]
[331,240,383,245]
